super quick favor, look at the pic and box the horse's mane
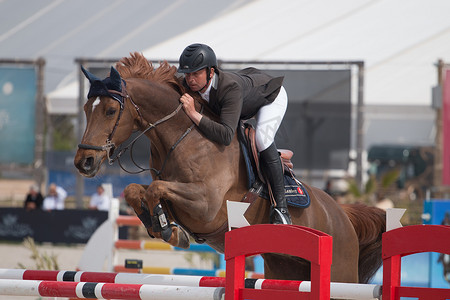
[115,52,185,95]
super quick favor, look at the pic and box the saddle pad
[283,173,310,208]
[259,173,310,208]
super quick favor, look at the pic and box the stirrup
[270,206,292,225]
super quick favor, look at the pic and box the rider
[178,43,292,225]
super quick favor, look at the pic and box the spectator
[42,183,67,211]
[24,184,44,211]
[89,184,111,211]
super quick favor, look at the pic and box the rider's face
[185,68,212,93]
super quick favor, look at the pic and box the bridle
[78,81,135,162]
[78,81,201,178]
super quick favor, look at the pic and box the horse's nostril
[83,157,94,171]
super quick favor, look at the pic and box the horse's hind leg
[123,183,190,249]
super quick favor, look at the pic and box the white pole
[109,197,120,271]
[299,281,381,299]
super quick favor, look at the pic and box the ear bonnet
[81,66,124,107]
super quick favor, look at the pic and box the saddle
[238,120,310,208]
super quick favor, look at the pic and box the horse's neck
[128,79,195,161]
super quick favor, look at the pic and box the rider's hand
[180,94,195,113]
[180,93,202,125]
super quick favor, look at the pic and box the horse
[74,52,386,284]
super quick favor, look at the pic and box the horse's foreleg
[144,180,222,246]
[123,183,152,233]
[123,183,191,249]
[146,180,220,221]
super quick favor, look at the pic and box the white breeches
[255,86,288,152]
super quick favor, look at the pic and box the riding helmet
[178,43,217,73]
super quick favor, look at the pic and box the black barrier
[0,208,126,244]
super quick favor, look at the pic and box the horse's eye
[106,108,116,117]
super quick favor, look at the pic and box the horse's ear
[110,67,122,91]
[81,65,100,83]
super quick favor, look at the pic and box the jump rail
[0,268,381,299]
[0,278,225,300]
[4,224,449,300]
[112,265,229,277]
[108,206,228,275]
[79,201,229,274]
[113,239,223,275]
[114,240,217,252]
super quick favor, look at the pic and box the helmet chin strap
[199,68,213,92]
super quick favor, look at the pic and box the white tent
[4,0,448,110]
[143,0,450,106]
[39,0,442,149]
[46,81,79,115]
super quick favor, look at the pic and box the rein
[78,83,202,177]
[149,104,203,179]
[113,102,185,175]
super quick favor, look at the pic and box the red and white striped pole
[0,269,381,299]
[0,278,225,300]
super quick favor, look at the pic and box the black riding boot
[260,143,292,225]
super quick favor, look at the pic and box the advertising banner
[0,208,128,244]
[0,66,37,165]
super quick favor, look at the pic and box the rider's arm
[197,84,243,146]
[180,93,203,125]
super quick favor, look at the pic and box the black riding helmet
[178,43,217,74]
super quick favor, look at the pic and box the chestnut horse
[74,53,385,284]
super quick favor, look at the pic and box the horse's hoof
[173,225,190,249]
[161,226,173,242]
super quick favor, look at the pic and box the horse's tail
[342,203,386,283]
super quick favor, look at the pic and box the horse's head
[74,66,136,177]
